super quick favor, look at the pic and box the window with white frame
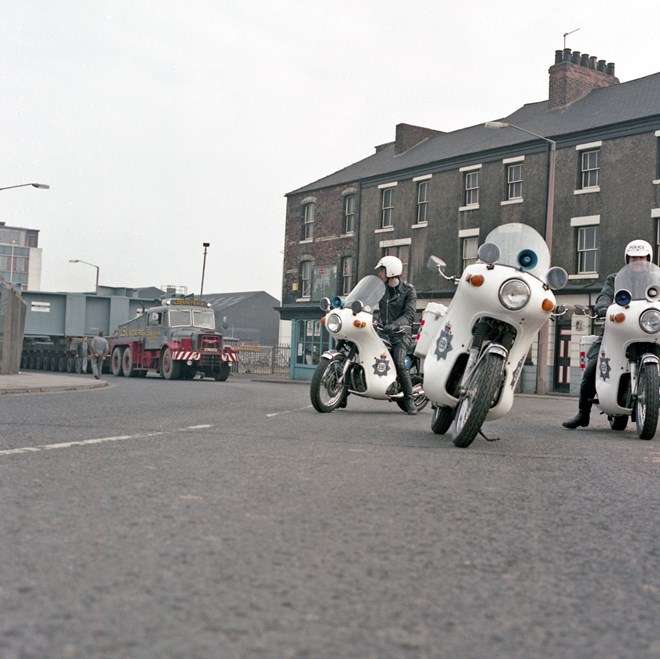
[580,149,600,189]
[382,244,410,281]
[577,226,599,273]
[302,203,314,241]
[656,220,660,265]
[416,180,429,224]
[464,171,479,206]
[507,163,523,200]
[299,260,313,298]
[462,236,479,269]
[381,188,394,228]
[341,256,354,295]
[343,194,356,234]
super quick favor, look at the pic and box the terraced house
[279,49,660,390]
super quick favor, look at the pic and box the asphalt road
[0,375,658,658]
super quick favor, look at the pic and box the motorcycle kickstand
[478,429,500,442]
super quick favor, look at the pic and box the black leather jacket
[378,280,417,342]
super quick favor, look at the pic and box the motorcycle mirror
[350,299,364,314]
[320,297,332,312]
[646,285,660,301]
[426,255,447,272]
[477,242,500,264]
[545,266,569,290]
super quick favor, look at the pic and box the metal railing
[234,344,291,375]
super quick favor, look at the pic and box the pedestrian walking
[77,336,89,374]
[90,331,109,380]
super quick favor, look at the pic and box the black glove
[383,324,396,333]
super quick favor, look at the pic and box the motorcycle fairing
[483,222,551,281]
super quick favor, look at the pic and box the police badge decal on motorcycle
[599,352,611,381]
[434,323,453,360]
[372,353,391,377]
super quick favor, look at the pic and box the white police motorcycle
[418,223,568,447]
[576,260,660,439]
[310,275,428,413]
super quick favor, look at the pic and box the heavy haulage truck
[108,298,238,380]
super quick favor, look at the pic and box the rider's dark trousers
[579,340,601,413]
[392,342,414,398]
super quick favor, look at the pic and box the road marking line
[266,405,313,418]
[0,426,215,458]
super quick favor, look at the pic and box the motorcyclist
[375,255,418,415]
[562,239,653,429]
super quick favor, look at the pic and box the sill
[653,179,660,185]
[574,186,600,195]
[501,198,523,206]
[295,297,312,303]
[299,238,313,244]
[568,273,600,280]
[411,222,428,229]
[459,204,479,212]
[375,227,394,233]
[341,231,355,237]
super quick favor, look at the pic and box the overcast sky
[1,0,658,301]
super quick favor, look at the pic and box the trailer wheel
[160,347,180,380]
[111,347,124,376]
[122,347,136,377]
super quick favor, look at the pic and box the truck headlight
[639,309,660,334]
[326,313,342,333]
[499,279,531,311]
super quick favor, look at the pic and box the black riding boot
[399,370,417,416]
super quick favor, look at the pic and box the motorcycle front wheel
[310,357,348,413]
[453,353,504,448]
[431,405,454,434]
[634,363,659,439]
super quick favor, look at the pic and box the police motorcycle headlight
[639,309,660,334]
[499,278,531,311]
[326,313,342,333]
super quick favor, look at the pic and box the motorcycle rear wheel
[634,363,659,440]
[310,357,347,413]
[453,353,504,448]
[609,415,628,431]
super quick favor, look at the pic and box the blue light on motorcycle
[332,296,343,308]
[404,355,412,370]
[517,249,538,270]
[614,289,632,306]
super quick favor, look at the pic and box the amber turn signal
[541,299,555,312]
[320,317,326,325]
[353,320,366,328]
[468,274,484,287]
[613,312,626,323]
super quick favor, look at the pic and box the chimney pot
[563,48,572,62]
[555,50,563,64]
[589,56,597,69]
[571,51,581,64]
[597,59,606,72]
[607,62,616,76]
[580,53,590,67]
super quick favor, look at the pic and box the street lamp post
[485,121,557,395]
[9,241,16,284]
[0,183,50,191]
[200,242,210,297]
[69,259,100,295]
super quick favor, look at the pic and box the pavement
[0,371,299,395]
[0,371,109,395]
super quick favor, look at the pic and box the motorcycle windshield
[344,275,385,311]
[614,261,660,301]
[483,222,550,279]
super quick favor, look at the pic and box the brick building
[279,49,660,387]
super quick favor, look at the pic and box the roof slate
[288,72,660,196]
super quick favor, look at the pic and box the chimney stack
[548,48,619,109]
[394,123,440,155]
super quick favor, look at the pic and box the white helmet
[624,239,653,263]
[375,255,403,278]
